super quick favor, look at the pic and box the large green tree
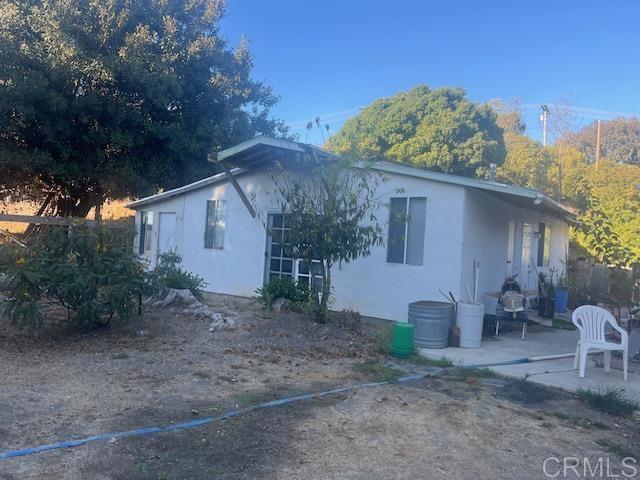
[496,131,555,194]
[562,117,640,165]
[0,0,285,216]
[326,85,506,177]
[490,104,640,265]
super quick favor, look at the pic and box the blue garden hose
[0,353,574,461]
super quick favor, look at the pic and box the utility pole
[540,105,550,146]
[595,119,601,170]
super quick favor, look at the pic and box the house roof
[371,161,575,219]
[127,168,247,209]
[128,136,574,221]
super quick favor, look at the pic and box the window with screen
[387,197,426,265]
[537,222,551,267]
[205,200,226,249]
[139,211,153,255]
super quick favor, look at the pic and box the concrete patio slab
[419,327,640,400]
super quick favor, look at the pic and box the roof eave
[371,161,574,220]
[126,168,245,209]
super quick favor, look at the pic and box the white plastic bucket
[456,302,485,348]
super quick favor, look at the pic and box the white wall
[461,189,570,312]
[133,169,569,323]
[330,172,466,321]
[134,170,280,296]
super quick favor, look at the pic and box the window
[205,200,226,249]
[266,213,323,287]
[139,211,153,255]
[387,197,426,265]
[537,222,551,267]
[267,214,293,279]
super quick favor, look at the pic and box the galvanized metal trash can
[408,301,454,349]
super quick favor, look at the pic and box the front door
[520,223,533,290]
[157,212,177,265]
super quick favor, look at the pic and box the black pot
[538,297,555,319]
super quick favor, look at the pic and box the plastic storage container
[456,302,485,348]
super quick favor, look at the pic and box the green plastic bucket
[391,322,414,358]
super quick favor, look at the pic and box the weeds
[135,462,148,475]
[595,438,638,459]
[374,325,393,354]
[412,355,454,368]
[576,386,639,417]
[354,359,402,382]
[577,418,609,430]
[232,392,269,408]
[448,366,498,380]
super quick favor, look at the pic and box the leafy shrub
[0,224,145,330]
[255,277,310,307]
[150,252,206,300]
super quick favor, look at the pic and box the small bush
[374,324,393,354]
[576,386,639,417]
[0,224,145,330]
[255,277,310,307]
[151,252,206,300]
[332,309,362,331]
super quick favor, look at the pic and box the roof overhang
[209,135,337,169]
[126,168,246,209]
[372,161,576,222]
[128,136,576,223]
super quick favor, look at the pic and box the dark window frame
[139,211,153,255]
[386,196,427,265]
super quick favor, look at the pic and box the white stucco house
[128,136,573,322]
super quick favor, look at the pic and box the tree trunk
[24,192,55,237]
[54,193,98,218]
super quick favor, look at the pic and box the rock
[271,297,293,312]
[152,288,234,332]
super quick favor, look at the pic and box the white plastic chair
[572,305,628,381]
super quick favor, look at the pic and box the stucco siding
[132,167,570,323]
[330,171,466,321]
[461,189,570,310]
[134,170,279,297]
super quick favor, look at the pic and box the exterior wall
[330,172,466,321]
[133,169,467,321]
[133,170,280,296]
[461,189,569,311]
[132,168,569,323]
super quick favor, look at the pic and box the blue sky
[221,1,640,145]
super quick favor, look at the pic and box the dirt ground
[0,294,638,480]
